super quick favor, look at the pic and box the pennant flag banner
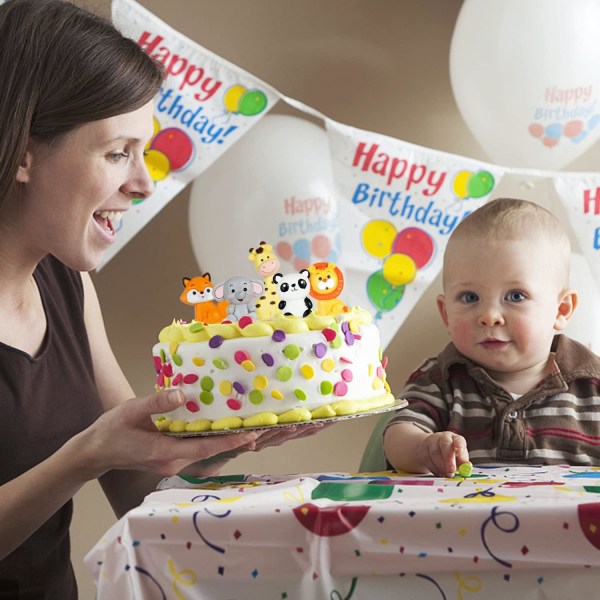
[101,0,280,265]
[109,0,599,351]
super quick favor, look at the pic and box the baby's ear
[554,288,578,330]
[436,294,449,328]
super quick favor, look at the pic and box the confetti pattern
[86,465,600,599]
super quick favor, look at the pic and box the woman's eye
[507,290,526,302]
[460,292,478,303]
[108,151,128,162]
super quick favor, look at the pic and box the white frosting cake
[152,307,394,432]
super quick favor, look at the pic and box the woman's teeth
[95,210,124,222]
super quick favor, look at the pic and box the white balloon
[450,0,600,170]
[189,114,339,282]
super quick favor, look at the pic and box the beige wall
[72,1,600,597]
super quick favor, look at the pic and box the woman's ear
[554,288,578,331]
[16,145,34,183]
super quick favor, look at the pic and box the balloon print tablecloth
[86,465,600,599]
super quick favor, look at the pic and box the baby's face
[437,237,570,387]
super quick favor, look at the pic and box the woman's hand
[179,420,333,477]
[76,390,260,479]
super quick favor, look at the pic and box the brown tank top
[0,255,103,599]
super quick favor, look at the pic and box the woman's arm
[81,273,259,516]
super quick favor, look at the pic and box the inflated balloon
[452,170,471,199]
[366,270,405,316]
[144,149,170,182]
[189,115,337,278]
[361,220,396,259]
[450,0,600,169]
[391,227,434,269]
[382,253,416,287]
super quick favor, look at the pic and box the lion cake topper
[308,262,349,316]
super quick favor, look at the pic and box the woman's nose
[123,157,155,200]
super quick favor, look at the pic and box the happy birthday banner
[108,0,600,350]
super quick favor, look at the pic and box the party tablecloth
[86,465,600,598]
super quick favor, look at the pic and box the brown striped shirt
[386,335,600,465]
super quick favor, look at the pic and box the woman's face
[16,101,155,271]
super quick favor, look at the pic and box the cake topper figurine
[213,275,264,322]
[248,241,281,319]
[180,274,229,324]
[272,269,314,317]
[308,262,349,316]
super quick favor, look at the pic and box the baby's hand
[417,432,469,477]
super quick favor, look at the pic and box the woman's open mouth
[93,210,124,236]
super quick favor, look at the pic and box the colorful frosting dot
[183,374,199,384]
[322,328,337,342]
[212,358,228,369]
[261,353,275,367]
[271,389,284,400]
[226,398,242,411]
[349,319,359,333]
[249,390,265,405]
[253,375,269,390]
[277,366,293,381]
[200,376,214,391]
[238,315,253,329]
[172,373,183,386]
[189,322,204,333]
[294,389,307,401]
[172,353,183,366]
[283,344,301,360]
[321,358,335,372]
[300,364,314,379]
[219,380,233,396]
[272,330,286,342]
[313,343,327,358]
[200,391,214,405]
[209,335,224,349]
[233,381,246,394]
[344,331,355,346]
[153,356,162,373]
[341,369,354,382]
[334,381,348,397]
[192,357,205,366]
[320,380,333,395]
[185,400,200,413]
[234,350,250,364]
[169,341,179,355]
[241,360,256,372]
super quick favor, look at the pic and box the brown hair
[0,0,165,210]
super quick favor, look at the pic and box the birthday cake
[152,243,395,433]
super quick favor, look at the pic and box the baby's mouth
[93,210,124,235]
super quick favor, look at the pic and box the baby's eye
[506,290,526,303]
[460,291,479,303]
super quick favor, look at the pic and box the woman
[0,1,316,597]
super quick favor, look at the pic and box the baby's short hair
[446,197,571,284]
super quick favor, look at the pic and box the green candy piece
[457,462,473,478]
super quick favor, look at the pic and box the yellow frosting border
[157,306,372,344]
[154,392,395,432]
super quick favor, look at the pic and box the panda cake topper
[272,269,314,318]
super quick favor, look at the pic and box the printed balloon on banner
[362,220,435,318]
[450,0,600,170]
[189,115,338,279]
